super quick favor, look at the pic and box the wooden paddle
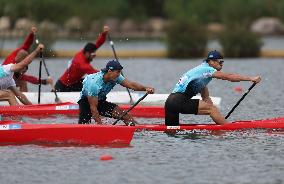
[113,93,148,125]
[107,34,134,104]
[225,82,257,119]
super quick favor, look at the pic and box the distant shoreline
[1,49,284,58]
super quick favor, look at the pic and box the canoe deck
[136,117,284,131]
[0,102,165,118]
[0,92,221,106]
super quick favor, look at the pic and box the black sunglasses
[214,60,224,65]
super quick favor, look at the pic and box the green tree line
[1,0,284,27]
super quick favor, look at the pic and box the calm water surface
[2,36,284,50]
[0,57,284,184]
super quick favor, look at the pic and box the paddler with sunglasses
[165,50,261,126]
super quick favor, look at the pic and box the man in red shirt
[55,26,109,92]
[2,26,53,92]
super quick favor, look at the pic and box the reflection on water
[165,130,211,140]
[266,129,284,136]
[0,141,132,148]
[158,129,279,140]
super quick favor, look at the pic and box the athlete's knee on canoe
[197,100,214,115]
[0,90,14,98]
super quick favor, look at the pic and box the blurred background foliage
[1,0,284,58]
[219,25,262,58]
[1,0,284,26]
[167,18,207,58]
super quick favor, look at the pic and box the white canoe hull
[0,91,221,106]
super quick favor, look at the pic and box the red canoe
[0,121,135,146]
[0,102,164,118]
[0,117,283,146]
[136,117,284,131]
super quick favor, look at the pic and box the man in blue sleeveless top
[78,60,154,125]
[165,50,261,126]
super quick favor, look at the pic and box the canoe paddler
[55,25,110,92]
[78,60,154,125]
[0,44,45,105]
[2,26,53,92]
[165,50,261,126]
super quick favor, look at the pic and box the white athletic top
[0,64,16,90]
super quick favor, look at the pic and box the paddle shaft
[40,52,60,101]
[41,51,59,97]
[107,34,134,104]
[35,34,60,102]
[225,82,257,119]
[38,54,42,104]
[113,93,148,125]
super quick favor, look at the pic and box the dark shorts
[78,97,117,124]
[55,79,83,92]
[165,93,199,126]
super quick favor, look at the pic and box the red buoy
[100,154,113,161]
[234,86,243,92]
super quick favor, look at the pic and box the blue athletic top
[80,71,125,100]
[172,62,216,96]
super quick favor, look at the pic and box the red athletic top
[59,32,107,86]
[3,32,34,65]
[20,74,46,84]
[2,32,42,84]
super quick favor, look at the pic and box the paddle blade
[55,97,62,104]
